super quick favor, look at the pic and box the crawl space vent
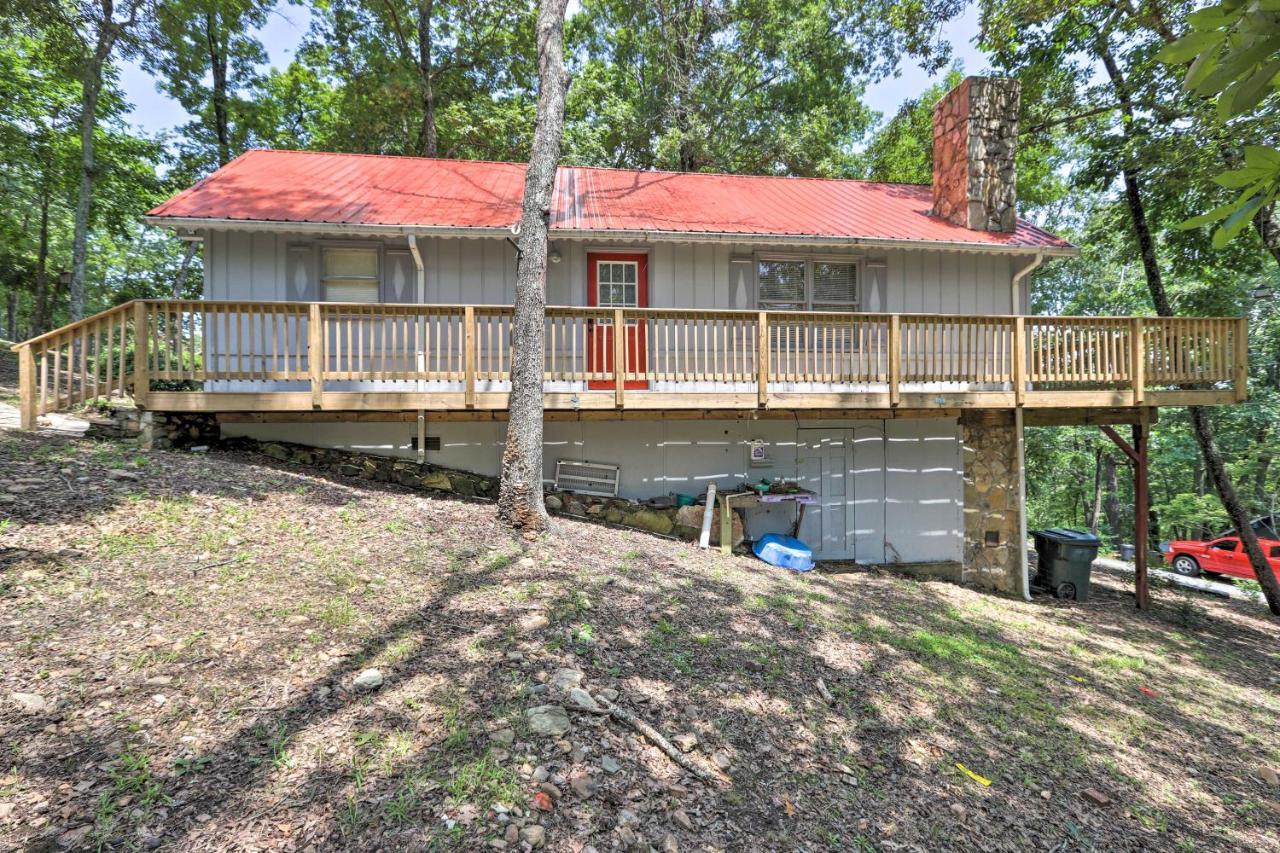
[411,435,442,452]
[554,460,620,497]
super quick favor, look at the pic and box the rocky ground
[1,426,1278,852]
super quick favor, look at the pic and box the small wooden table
[717,488,818,555]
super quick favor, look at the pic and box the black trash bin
[1032,528,1101,601]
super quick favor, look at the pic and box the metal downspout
[1016,406,1030,601]
[1011,250,1045,314]
[1012,252,1042,602]
[408,235,427,459]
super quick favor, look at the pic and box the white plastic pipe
[699,484,717,549]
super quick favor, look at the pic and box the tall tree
[301,0,537,159]
[146,0,273,175]
[497,0,569,531]
[565,0,889,175]
[46,0,152,322]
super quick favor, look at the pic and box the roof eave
[144,215,1079,257]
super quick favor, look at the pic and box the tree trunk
[32,190,50,335]
[1102,453,1123,540]
[70,11,118,323]
[1191,406,1280,613]
[416,0,437,157]
[1100,39,1280,615]
[496,0,569,532]
[174,242,197,299]
[1255,203,1280,268]
[5,289,16,341]
[206,9,231,165]
[1089,447,1103,535]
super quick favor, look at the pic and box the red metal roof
[148,149,1073,251]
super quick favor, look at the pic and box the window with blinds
[812,261,857,309]
[757,257,859,311]
[322,246,380,303]
[757,259,806,309]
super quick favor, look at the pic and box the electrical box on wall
[748,439,771,467]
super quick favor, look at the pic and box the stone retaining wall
[139,411,221,451]
[221,437,746,549]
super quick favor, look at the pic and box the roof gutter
[144,216,1079,258]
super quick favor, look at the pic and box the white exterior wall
[221,415,963,565]
[203,230,1027,315]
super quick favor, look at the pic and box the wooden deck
[13,300,1246,428]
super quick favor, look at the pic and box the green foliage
[1154,492,1230,537]
[1157,0,1280,248]
[563,0,892,175]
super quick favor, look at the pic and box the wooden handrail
[9,299,139,351]
[13,299,1247,429]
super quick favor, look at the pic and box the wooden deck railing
[12,300,1247,425]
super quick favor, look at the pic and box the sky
[116,4,989,142]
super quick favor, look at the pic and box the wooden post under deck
[1101,419,1151,610]
[1133,420,1150,611]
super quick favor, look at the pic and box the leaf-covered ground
[1,428,1278,852]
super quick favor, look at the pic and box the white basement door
[797,426,887,562]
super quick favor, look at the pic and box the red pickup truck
[1161,536,1280,580]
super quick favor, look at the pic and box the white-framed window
[321,246,380,303]
[757,256,859,311]
[596,260,638,307]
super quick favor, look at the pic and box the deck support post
[308,303,323,409]
[614,307,625,408]
[416,409,427,463]
[757,311,769,407]
[1233,317,1248,402]
[133,301,149,409]
[888,314,901,407]
[1101,416,1151,610]
[464,305,476,408]
[17,344,36,430]
[1131,317,1145,406]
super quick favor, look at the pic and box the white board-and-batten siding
[203,230,1027,314]
[219,414,964,565]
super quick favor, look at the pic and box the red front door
[586,252,648,389]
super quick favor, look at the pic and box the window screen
[322,247,380,303]
[757,260,806,309]
[812,262,858,308]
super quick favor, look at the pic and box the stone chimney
[931,77,1021,232]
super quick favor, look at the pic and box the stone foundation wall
[225,437,746,549]
[961,412,1022,592]
[139,411,221,450]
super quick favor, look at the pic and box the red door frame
[586,252,649,389]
